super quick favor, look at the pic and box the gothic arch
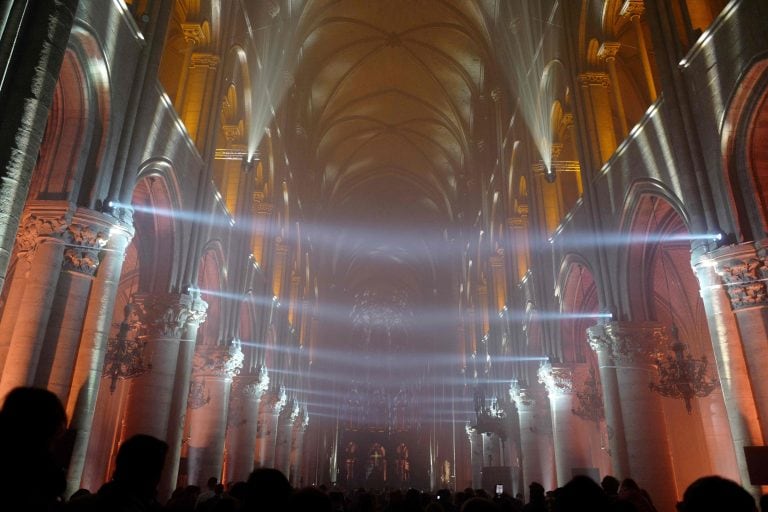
[198,241,226,346]
[721,56,768,241]
[556,256,600,365]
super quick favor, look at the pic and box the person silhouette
[677,476,756,512]
[67,434,168,511]
[0,386,68,511]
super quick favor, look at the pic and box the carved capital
[62,247,100,275]
[133,293,193,339]
[193,340,244,378]
[578,72,610,88]
[715,256,768,309]
[16,211,69,259]
[537,363,575,396]
[620,0,645,19]
[186,296,209,328]
[181,22,206,45]
[592,321,666,366]
[262,387,288,415]
[509,383,536,409]
[190,52,219,69]
[233,366,270,400]
[598,42,621,61]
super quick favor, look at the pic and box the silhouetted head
[620,478,640,492]
[601,475,620,495]
[243,468,292,511]
[559,475,608,512]
[113,434,168,497]
[0,387,66,443]
[529,481,545,501]
[678,476,755,512]
[207,476,218,490]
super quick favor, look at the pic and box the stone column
[275,401,300,476]
[41,215,112,402]
[621,0,657,101]
[224,367,269,483]
[598,42,629,137]
[121,293,194,440]
[186,341,244,486]
[257,387,287,468]
[509,385,545,490]
[577,72,618,164]
[0,207,70,396]
[0,0,79,293]
[289,411,309,486]
[160,295,208,499]
[592,321,677,512]
[587,326,630,478]
[538,363,593,487]
[482,432,501,468]
[465,424,483,489]
[692,245,765,493]
[65,216,133,494]
[504,406,523,496]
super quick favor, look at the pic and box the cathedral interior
[2,0,768,509]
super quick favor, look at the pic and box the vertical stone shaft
[224,371,267,482]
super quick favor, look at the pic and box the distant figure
[241,467,292,512]
[619,478,658,512]
[461,497,501,512]
[67,434,168,511]
[195,477,218,509]
[677,476,756,512]
[0,386,68,511]
[522,482,546,512]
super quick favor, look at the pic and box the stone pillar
[41,215,112,402]
[591,322,677,512]
[0,0,79,293]
[509,385,545,491]
[65,215,133,494]
[621,0,657,101]
[587,327,630,478]
[289,412,309,486]
[482,432,501,468]
[121,293,194,440]
[538,363,593,487]
[0,207,71,396]
[224,367,269,483]
[466,424,483,489]
[275,401,300,476]
[504,406,523,496]
[598,42,628,137]
[692,245,765,493]
[577,72,617,164]
[257,387,287,468]
[186,341,244,486]
[160,295,208,499]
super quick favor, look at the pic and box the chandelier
[572,366,604,424]
[649,327,718,414]
[471,386,506,439]
[103,303,150,392]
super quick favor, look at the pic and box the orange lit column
[0,207,70,397]
[465,424,483,488]
[42,214,112,402]
[598,42,628,138]
[510,385,546,490]
[620,0,657,101]
[538,363,592,487]
[121,293,194,440]
[160,295,208,499]
[224,368,269,483]
[257,388,287,468]
[587,325,630,478]
[596,321,677,512]
[577,72,618,165]
[186,341,244,485]
[65,217,133,494]
[692,245,765,492]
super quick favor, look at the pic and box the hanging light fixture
[650,326,718,414]
[647,200,718,413]
[572,366,604,424]
[102,302,151,393]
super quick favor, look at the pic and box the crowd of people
[0,387,764,511]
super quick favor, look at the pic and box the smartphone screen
[495,484,503,495]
